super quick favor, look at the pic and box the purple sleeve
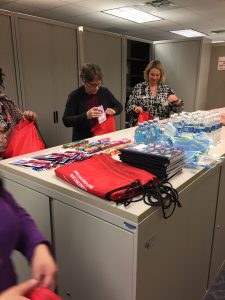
[3,189,50,261]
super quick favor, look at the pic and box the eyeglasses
[85,81,102,88]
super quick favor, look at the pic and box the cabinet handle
[53,111,56,123]
[56,111,58,123]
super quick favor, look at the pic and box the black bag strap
[144,180,181,219]
[105,180,145,205]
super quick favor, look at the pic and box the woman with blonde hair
[126,60,183,126]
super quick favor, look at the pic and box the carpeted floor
[204,264,225,300]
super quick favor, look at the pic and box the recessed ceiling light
[170,29,206,38]
[102,7,161,23]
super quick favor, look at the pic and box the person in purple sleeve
[0,178,57,299]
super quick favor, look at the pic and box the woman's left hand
[31,244,57,290]
[167,95,183,105]
[23,111,38,122]
[105,108,116,115]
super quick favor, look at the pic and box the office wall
[206,42,225,109]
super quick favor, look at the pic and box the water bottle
[134,123,146,144]
[214,113,222,143]
[153,118,161,143]
[182,116,193,138]
[134,123,141,144]
[210,115,217,144]
[196,117,205,135]
[146,120,155,144]
[173,116,183,136]
[218,114,223,143]
[205,116,212,139]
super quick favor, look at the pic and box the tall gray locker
[0,11,20,105]
[153,38,211,112]
[82,29,123,130]
[15,14,79,147]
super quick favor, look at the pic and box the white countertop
[0,126,224,223]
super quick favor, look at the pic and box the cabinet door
[154,40,200,112]
[83,30,123,130]
[208,161,225,285]
[136,167,220,300]
[52,200,134,300]
[16,15,78,147]
[0,12,20,105]
[4,178,51,282]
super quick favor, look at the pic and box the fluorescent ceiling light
[212,40,225,43]
[170,29,206,38]
[102,7,161,23]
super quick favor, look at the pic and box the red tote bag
[3,119,46,158]
[55,153,156,203]
[91,115,116,136]
[137,111,154,124]
[55,153,181,217]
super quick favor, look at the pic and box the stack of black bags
[119,143,185,181]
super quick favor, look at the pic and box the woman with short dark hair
[63,63,123,141]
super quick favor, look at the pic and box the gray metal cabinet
[4,178,51,283]
[52,199,134,300]
[15,14,79,147]
[0,12,20,105]
[82,29,123,129]
[208,160,225,286]
[136,166,220,300]
[153,38,211,112]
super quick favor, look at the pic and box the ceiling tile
[71,0,125,10]
[15,0,69,10]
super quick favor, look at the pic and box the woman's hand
[105,108,116,115]
[0,279,38,300]
[31,244,57,291]
[0,134,7,147]
[167,95,183,105]
[86,107,103,119]
[23,111,38,122]
[133,106,143,114]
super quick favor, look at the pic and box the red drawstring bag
[91,115,116,136]
[137,111,154,124]
[3,119,46,158]
[55,153,181,218]
[27,287,62,300]
[55,153,156,204]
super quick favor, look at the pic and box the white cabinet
[3,178,51,283]
[153,38,211,112]
[15,14,79,147]
[52,200,134,300]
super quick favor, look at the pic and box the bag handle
[144,180,181,219]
